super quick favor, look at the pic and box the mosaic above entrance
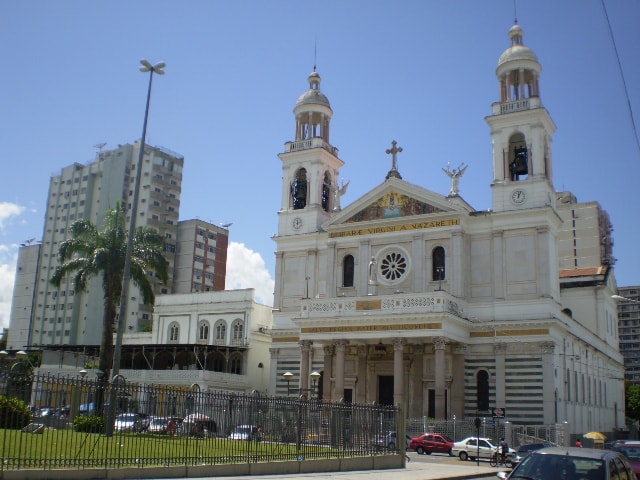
[345,191,445,223]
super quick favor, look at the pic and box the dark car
[371,431,411,451]
[511,441,553,467]
[409,433,454,455]
[612,442,640,476]
[497,446,638,480]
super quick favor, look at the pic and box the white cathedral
[268,23,624,436]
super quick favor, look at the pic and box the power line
[600,0,640,156]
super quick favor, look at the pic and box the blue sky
[1,1,639,330]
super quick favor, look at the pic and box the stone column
[356,346,367,404]
[536,226,551,298]
[269,347,279,396]
[333,340,348,401]
[367,360,376,403]
[322,344,334,401]
[410,345,425,417]
[541,341,556,425]
[492,230,505,299]
[494,343,507,409]
[393,338,407,408]
[434,337,447,419]
[299,341,312,393]
[451,343,467,418]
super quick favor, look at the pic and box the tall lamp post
[310,371,321,399]
[112,59,165,381]
[283,371,294,396]
[107,59,164,437]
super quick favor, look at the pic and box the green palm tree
[51,201,168,392]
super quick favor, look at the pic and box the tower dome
[293,70,333,143]
[495,23,542,105]
[296,71,332,109]
[497,24,540,69]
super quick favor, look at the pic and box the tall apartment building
[616,286,640,383]
[173,219,228,293]
[7,142,184,349]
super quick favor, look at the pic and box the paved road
[136,452,501,480]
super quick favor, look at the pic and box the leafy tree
[51,202,168,411]
[626,382,640,421]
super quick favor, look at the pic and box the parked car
[612,442,640,476]
[510,441,553,467]
[147,417,169,434]
[409,433,454,455]
[371,431,411,451]
[114,413,148,432]
[228,424,259,440]
[452,436,515,462]
[497,447,638,480]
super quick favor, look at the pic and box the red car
[409,433,454,455]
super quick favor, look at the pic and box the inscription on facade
[301,323,442,334]
[329,218,460,238]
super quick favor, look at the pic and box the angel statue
[442,163,468,196]
[332,179,350,212]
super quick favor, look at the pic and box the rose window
[379,250,408,282]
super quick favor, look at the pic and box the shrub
[0,395,32,429]
[73,414,105,433]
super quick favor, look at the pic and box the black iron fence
[0,371,400,472]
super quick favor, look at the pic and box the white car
[228,424,259,440]
[452,436,515,461]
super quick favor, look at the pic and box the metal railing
[0,371,400,472]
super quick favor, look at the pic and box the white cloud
[225,242,274,307]
[0,202,25,232]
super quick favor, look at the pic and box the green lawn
[0,428,327,469]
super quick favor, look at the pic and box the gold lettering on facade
[470,328,549,338]
[301,323,442,334]
[329,218,460,238]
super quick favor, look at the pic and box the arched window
[476,370,490,411]
[233,321,244,341]
[169,322,179,343]
[198,321,209,342]
[208,352,225,372]
[229,354,243,375]
[432,247,445,282]
[343,254,354,287]
[321,171,332,212]
[508,133,528,181]
[291,168,307,210]
[215,321,226,342]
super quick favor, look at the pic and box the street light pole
[107,60,164,438]
[283,371,293,396]
[112,59,165,381]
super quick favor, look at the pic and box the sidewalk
[200,459,499,480]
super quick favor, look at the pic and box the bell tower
[277,70,344,235]
[486,23,557,212]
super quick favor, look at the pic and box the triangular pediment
[325,177,474,230]
[344,190,446,223]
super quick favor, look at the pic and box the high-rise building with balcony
[7,142,184,349]
[616,286,640,383]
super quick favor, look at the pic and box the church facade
[269,24,623,435]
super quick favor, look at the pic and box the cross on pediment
[385,140,403,180]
